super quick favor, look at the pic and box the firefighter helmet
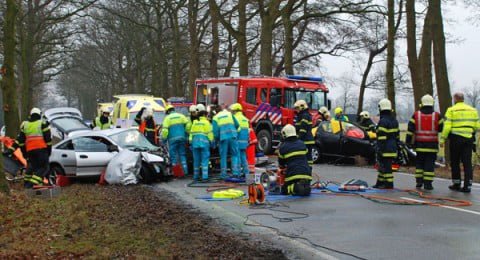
[189,105,197,113]
[196,104,206,112]
[319,106,328,115]
[294,100,308,110]
[165,104,174,113]
[281,124,297,139]
[230,103,243,112]
[144,107,154,117]
[30,107,41,116]
[101,107,110,114]
[421,94,434,106]
[378,99,392,111]
[359,111,370,119]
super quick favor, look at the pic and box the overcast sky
[320,2,479,97]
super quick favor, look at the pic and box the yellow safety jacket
[441,102,479,142]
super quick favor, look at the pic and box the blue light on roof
[286,75,323,82]
[126,100,137,109]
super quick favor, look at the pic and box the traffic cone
[97,169,107,185]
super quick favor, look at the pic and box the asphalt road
[156,163,480,260]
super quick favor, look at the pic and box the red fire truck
[194,75,330,154]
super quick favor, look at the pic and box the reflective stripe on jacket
[24,120,48,152]
[441,102,479,141]
[189,116,213,148]
[234,112,250,149]
[376,112,399,158]
[277,137,312,181]
[161,112,190,143]
[95,116,112,130]
[294,110,314,145]
[212,110,239,141]
[414,111,440,143]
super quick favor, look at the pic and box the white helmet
[421,94,434,106]
[294,100,308,110]
[30,107,41,116]
[319,106,328,115]
[281,124,297,139]
[189,105,197,113]
[144,107,154,117]
[101,107,110,114]
[378,99,392,111]
[196,104,206,112]
[359,111,370,119]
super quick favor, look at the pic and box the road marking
[401,197,480,216]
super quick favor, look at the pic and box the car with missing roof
[44,107,92,144]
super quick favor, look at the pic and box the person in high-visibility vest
[440,92,480,193]
[406,95,443,190]
[162,104,191,174]
[189,104,198,122]
[374,99,399,189]
[277,124,312,196]
[212,105,240,178]
[92,107,112,130]
[6,108,52,188]
[334,107,349,122]
[189,104,213,181]
[135,107,158,145]
[294,100,314,167]
[230,103,250,177]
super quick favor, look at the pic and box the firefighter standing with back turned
[277,124,312,196]
[374,99,399,189]
[6,108,52,188]
[294,100,314,167]
[406,94,443,190]
[162,104,191,175]
[189,104,213,181]
[212,105,240,179]
[440,92,479,193]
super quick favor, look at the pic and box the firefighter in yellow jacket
[441,92,480,193]
[6,108,52,188]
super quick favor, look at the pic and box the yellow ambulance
[112,94,167,128]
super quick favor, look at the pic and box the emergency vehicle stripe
[252,103,282,125]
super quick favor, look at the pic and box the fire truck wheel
[256,129,272,155]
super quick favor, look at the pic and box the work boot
[460,186,471,193]
[448,184,461,191]
[383,182,394,189]
[423,181,433,191]
[372,180,384,189]
[415,178,423,188]
[193,174,199,182]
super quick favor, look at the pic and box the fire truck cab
[194,76,329,154]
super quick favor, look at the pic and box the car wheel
[256,129,272,155]
[140,162,156,184]
[49,164,65,185]
[311,146,321,163]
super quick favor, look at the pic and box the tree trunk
[357,51,376,114]
[431,0,451,115]
[259,1,280,76]
[187,0,200,98]
[237,0,248,76]
[208,0,219,77]
[281,2,294,75]
[386,0,396,111]
[406,0,422,108]
[418,6,433,96]
[0,0,20,194]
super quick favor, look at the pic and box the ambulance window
[246,88,257,105]
[270,88,282,107]
[260,88,268,103]
[196,85,207,104]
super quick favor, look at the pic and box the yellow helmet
[281,124,297,139]
[378,99,392,111]
[230,103,243,112]
[359,111,370,119]
[334,107,343,115]
[294,100,308,110]
[421,94,434,106]
[165,104,174,112]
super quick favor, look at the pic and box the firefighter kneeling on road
[189,104,214,181]
[406,94,443,190]
[374,99,399,189]
[5,108,52,188]
[277,124,312,196]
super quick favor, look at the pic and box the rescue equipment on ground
[248,183,266,204]
[339,179,368,191]
[212,189,244,199]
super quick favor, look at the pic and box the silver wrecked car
[49,128,171,183]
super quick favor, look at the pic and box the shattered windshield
[285,90,326,110]
[109,129,158,151]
